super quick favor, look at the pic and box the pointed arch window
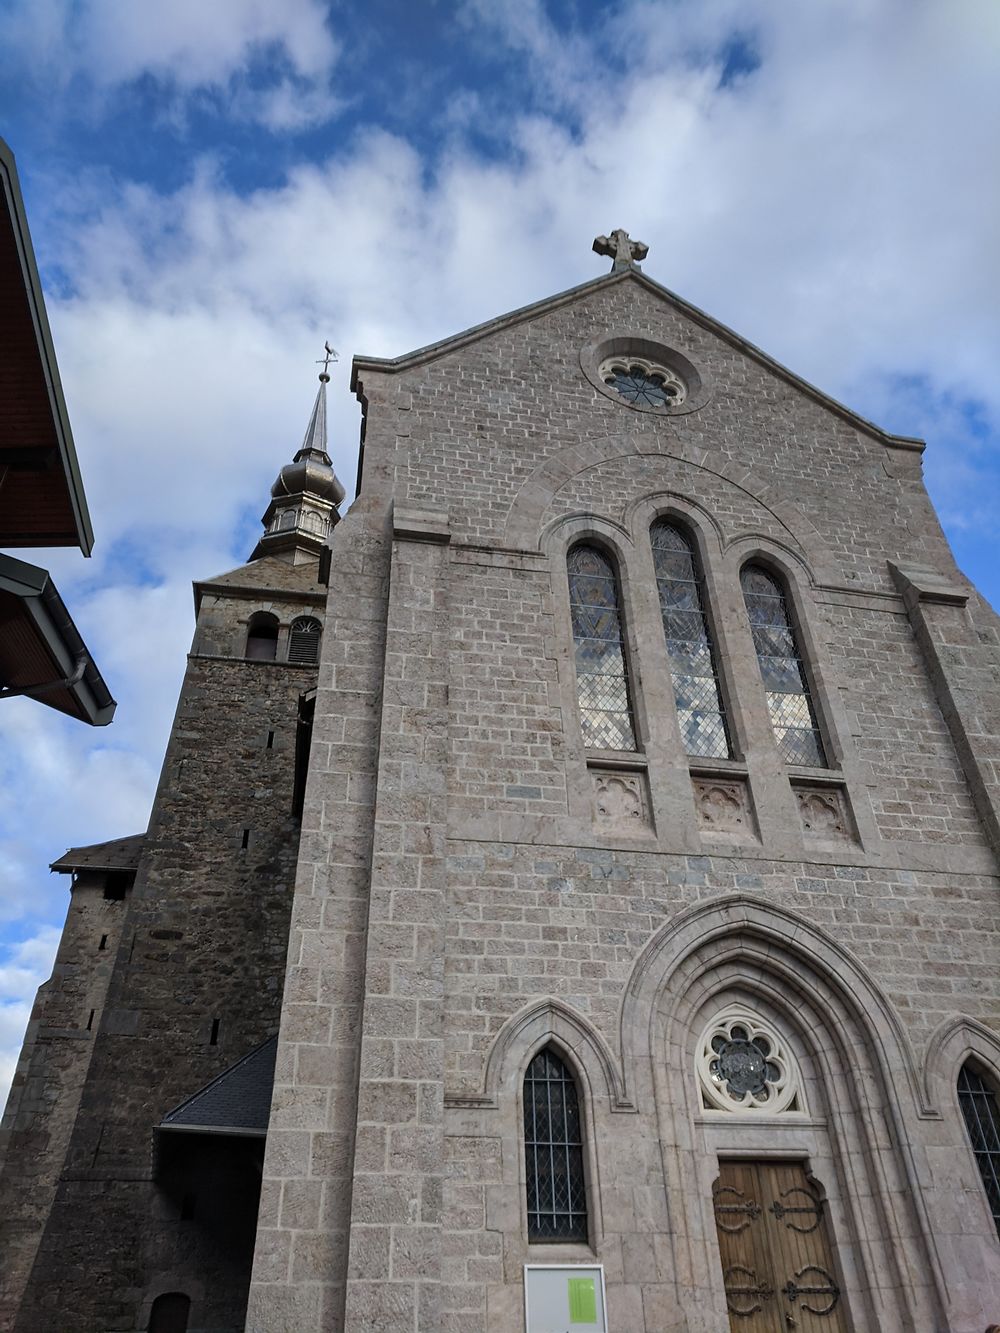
[741,565,825,766]
[288,616,322,665]
[524,1047,588,1241]
[651,522,730,759]
[958,1062,1000,1239]
[567,545,636,752]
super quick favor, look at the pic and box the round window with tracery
[696,1008,802,1114]
[600,356,687,410]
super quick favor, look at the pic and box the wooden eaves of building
[0,136,114,726]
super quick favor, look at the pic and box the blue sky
[1,0,998,1102]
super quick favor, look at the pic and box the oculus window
[599,355,686,409]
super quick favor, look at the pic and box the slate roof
[50,833,145,874]
[159,1035,277,1137]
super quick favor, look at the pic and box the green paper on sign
[568,1276,597,1323]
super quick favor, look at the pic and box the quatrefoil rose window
[600,355,687,409]
[696,1009,802,1114]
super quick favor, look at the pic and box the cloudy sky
[1,0,998,1104]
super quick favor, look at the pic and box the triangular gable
[351,267,923,453]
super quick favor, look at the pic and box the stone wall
[7,563,324,1333]
[249,271,1000,1331]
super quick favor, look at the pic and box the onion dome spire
[251,343,346,564]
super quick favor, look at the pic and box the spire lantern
[251,344,346,564]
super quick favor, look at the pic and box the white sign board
[524,1263,608,1333]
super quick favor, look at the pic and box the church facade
[2,236,1000,1332]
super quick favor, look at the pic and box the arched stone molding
[620,895,950,1330]
[503,432,842,587]
[918,1016,1000,1324]
[924,1013,1000,1110]
[474,996,635,1113]
[137,1276,204,1333]
[621,895,930,1116]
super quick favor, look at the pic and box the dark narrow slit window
[651,522,731,759]
[209,1018,220,1046]
[86,1009,95,1031]
[288,616,322,665]
[266,729,275,750]
[99,934,108,951]
[567,545,636,751]
[241,828,250,850]
[741,564,825,766]
[958,1062,1000,1240]
[524,1047,588,1242]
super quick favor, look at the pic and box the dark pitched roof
[50,832,145,874]
[159,1036,277,1137]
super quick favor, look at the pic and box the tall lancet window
[741,565,825,766]
[567,546,636,751]
[651,522,730,759]
[958,1062,1000,1239]
[523,1047,588,1241]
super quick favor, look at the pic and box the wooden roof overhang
[0,553,115,725]
[0,137,94,553]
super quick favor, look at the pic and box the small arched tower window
[651,521,730,759]
[523,1047,588,1242]
[740,565,825,766]
[288,616,322,665]
[245,612,279,662]
[958,1061,1000,1239]
[148,1292,191,1333]
[567,545,636,752]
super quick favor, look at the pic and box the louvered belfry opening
[958,1062,1000,1239]
[523,1047,588,1242]
[740,564,825,766]
[567,544,636,751]
[288,616,322,665]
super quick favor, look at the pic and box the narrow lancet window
[741,565,825,766]
[958,1062,1000,1239]
[567,545,636,751]
[524,1047,588,1241]
[651,522,730,759]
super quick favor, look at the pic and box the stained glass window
[567,545,636,751]
[524,1047,588,1241]
[651,523,730,759]
[741,565,825,767]
[958,1063,1000,1240]
[600,356,686,409]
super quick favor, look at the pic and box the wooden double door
[712,1161,847,1332]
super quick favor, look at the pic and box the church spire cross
[592,228,649,272]
[316,340,338,383]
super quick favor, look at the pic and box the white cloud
[0,926,62,1115]
[0,0,341,128]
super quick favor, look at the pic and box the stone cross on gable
[592,228,649,271]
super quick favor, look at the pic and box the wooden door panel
[713,1161,847,1333]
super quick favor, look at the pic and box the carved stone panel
[591,768,652,833]
[793,784,854,843]
[694,777,755,839]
